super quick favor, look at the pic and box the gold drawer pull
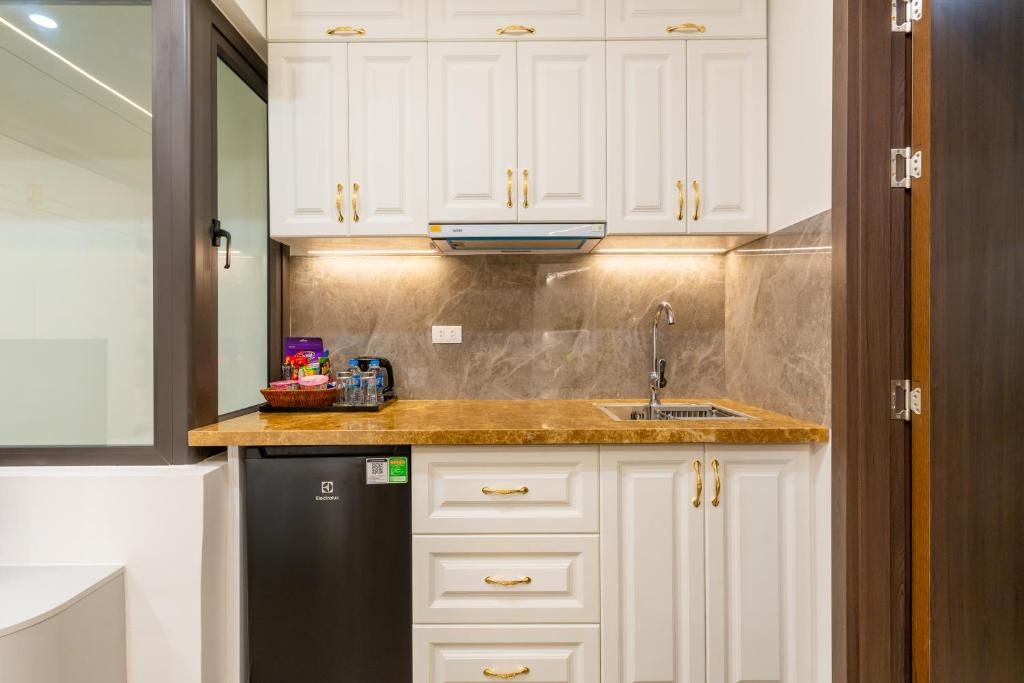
[351,182,360,222]
[484,666,531,679]
[482,486,529,495]
[676,179,685,221]
[484,575,532,586]
[326,25,366,36]
[335,182,344,223]
[496,24,535,35]
[522,168,529,209]
[692,460,703,508]
[711,459,721,507]
[692,179,701,221]
[506,168,514,208]
[666,22,707,34]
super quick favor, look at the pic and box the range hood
[429,223,605,255]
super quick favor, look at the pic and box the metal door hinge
[892,0,923,32]
[891,147,923,188]
[891,380,923,421]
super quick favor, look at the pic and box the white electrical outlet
[431,325,462,344]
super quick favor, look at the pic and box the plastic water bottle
[345,359,362,406]
[362,366,379,406]
[369,359,384,404]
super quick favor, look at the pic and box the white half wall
[769,0,833,232]
[0,461,230,683]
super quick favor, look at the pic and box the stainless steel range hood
[429,223,605,255]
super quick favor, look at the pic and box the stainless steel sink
[596,402,752,421]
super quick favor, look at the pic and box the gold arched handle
[484,666,531,679]
[692,460,703,508]
[326,25,366,36]
[692,180,701,221]
[522,169,529,209]
[496,24,535,35]
[676,179,685,221]
[482,486,529,496]
[484,575,532,586]
[666,22,707,34]
[351,182,360,222]
[711,459,721,507]
[335,182,344,223]
[506,168,514,208]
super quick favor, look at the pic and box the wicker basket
[260,386,341,408]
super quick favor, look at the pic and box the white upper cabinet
[517,42,606,222]
[600,446,706,683]
[428,43,518,222]
[704,445,815,683]
[268,0,426,41]
[686,39,767,234]
[268,43,348,237]
[607,0,766,39]
[606,42,687,235]
[347,43,428,235]
[427,0,604,40]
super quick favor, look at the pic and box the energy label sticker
[366,457,408,485]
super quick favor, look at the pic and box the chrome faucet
[650,301,676,411]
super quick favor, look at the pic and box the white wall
[0,461,230,683]
[769,0,833,232]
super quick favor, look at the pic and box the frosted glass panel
[0,4,153,446]
[217,59,268,414]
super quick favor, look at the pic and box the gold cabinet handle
[326,25,366,36]
[496,24,535,35]
[676,179,685,221]
[484,666,531,679]
[522,169,529,209]
[711,459,721,507]
[351,182,360,222]
[506,168,514,208]
[666,22,707,34]
[692,179,701,221]
[484,575,532,586]
[335,182,344,223]
[482,486,529,495]
[692,460,703,508]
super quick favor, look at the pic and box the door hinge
[891,147,923,188]
[892,0,923,32]
[890,380,922,421]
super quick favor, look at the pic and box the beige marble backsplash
[289,254,726,400]
[725,211,832,425]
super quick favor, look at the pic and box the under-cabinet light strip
[307,249,439,256]
[0,16,153,118]
[593,247,728,255]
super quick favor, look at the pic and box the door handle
[692,460,703,508]
[676,179,685,221]
[210,218,231,270]
[335,182,344,223]
[711,459,721,507]
[522,169,529,209]
[351,182,360,222]
[692,180,701,221]
[506,168,514,208]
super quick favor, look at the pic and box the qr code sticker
[366,458,388,485]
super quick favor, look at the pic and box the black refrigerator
[244,446,412,682]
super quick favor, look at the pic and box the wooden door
[517,42,606,222]
[606,41,687,235]
[427,0,604,40]
[600,446,705,683]
[427,43,518,223]
[268,43,348,238]
[347,43,427,236]
[268,0,426,41]
[705,445,814,683]
[606,0,766,39]
[686,39,767,234]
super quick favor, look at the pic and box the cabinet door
[427,43,518,222]
[705,445,814,683]
[347,43,428,236]
[427,0,604,40]
[268,0,426,41]
[517,42,606,222]
[268,43,348,238]
[600,446,706,683]
[607,0,766,39]
[607,42,687,235]
[686,40,767,234]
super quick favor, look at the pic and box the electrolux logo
[316,481,339,502]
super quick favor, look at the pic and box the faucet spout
[650,302,676,412]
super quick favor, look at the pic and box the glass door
[215,58,268,415]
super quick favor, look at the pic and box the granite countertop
[188,398,828,447]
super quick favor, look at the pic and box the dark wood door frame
[832,0,913,681]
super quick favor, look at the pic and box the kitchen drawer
[413,535,599,624]
[412,446,599,534]
[414,624,599,683]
